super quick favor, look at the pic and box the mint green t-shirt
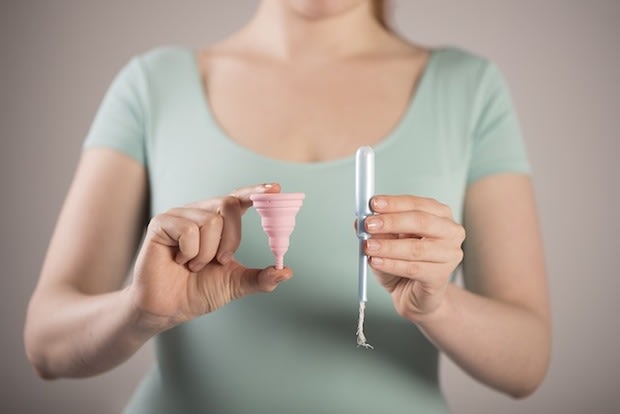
[84,46,529,414]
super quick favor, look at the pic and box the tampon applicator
[355,146,374,349]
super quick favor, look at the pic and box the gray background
[1,1,618,413]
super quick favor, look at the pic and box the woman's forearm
[415,283,551,398]
[24,286,159,379]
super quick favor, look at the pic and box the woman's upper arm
[36,148,148,295]
[462,173,549,321]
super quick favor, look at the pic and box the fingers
[166,207,226,270]
[215,196,242,264]
[362,194,465,286]
[364,196,462,240]
[371,195,453,218]
[366,237,464,283]
[369,256,455,285]
[185,196,242,265]
[191,216,224,271]
[366,221,464,282]
[214,185,279,263]
[365,211,463,239]
[146,212,223,269]
[185,183,281,264]
[231,183,281,212]
[188,183,281,213]
[365,238,457,263]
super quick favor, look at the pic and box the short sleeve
[467,62,530,184]
[83,57,148,164]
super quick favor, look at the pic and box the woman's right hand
[129,183,292,332]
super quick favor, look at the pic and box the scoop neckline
[187,48,438,169]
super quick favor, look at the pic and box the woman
[24,0,551,412]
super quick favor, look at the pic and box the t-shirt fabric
[84,46,530,414]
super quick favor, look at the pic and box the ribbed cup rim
[250,193,306,201]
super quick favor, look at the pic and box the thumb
[232,264,294,297]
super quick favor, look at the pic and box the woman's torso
[115,44,492,414]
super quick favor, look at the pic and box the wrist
[407,284,457,329]
[121,286,172,339]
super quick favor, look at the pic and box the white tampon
[355,146,374,349]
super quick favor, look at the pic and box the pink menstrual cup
[250,193,305,269]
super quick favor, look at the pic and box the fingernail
[263,183,275,189]
[372,197,387,209]
[371,257,384,265]
[219,252,233,264]
[366,217,382,231]
[366,239,380,251]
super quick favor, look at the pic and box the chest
[201,56,425,162]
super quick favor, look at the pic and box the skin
[24,0,550,399]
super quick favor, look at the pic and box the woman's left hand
[364,195,466,322]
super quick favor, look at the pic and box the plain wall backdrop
[1,1,618,413]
